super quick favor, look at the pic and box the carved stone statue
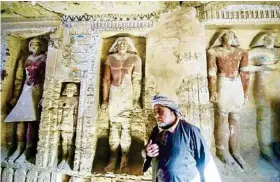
[102,37,142,173]
[4,37,47,165]
[247,31,280,169]
[207,30,249,169]
[57,83,79,170]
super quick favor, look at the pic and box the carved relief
[207,29,249,169]
[37,172,51,182]
[4,37,48,166]
[57,82,79,170]
[247,31,280,170]
[26,170,38,182]
[102,37,142,173]
[14,169,26,182]
[1,168,13,182]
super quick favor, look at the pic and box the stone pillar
[145,7,213,147]
[70,27,101,173]
[36,27,63,168]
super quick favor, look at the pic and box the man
[102,37,142,173]
[142,94,221,182]
[207,29,249,169]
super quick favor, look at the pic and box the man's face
[154,104,175,128]
[263,34,275,48]
[30,42,41,54]
[221,32,235,45]
[116,39,128,53]
[64,84,77,97]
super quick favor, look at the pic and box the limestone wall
[1,3,280,182]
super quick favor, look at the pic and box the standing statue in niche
[4,37,47,165]
[57,83,79,170]
[207,30,250,169]
[247,31,280,168]
[102,37,142,173]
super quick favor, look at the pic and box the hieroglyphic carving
[26,170,38,182]
[73,33,101,173]
[1,167,13,182]
[49,28,63,50]
[14,169,26,182]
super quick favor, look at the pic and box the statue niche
[102,37,142,173]
[207,29,250,170]
[57,82,79,170]
[4,37,48,166]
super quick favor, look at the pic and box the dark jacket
[143,119,210,182]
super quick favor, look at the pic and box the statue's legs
[256,104,274,160]
[6,122,25,163]
[120,119,131,173]
[215,110,237,166]
[104,122,120,172]
[15,122,38,164]
[229,112,247,169]
[58,131,73,170]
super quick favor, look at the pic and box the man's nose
[155,113,159,118]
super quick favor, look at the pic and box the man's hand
[210,92,218,103]
[145,140,159,158]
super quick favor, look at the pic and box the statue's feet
[58,160,66,169]
[217,150,239,167]
[5,148,22,163]
[58,160,71,170]
[260,145,274,161]
[232,153,249,169]
[104,158,117,173]
[14,147,34,164]
[120,155,130,174]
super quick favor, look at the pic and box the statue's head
[263,33,276,48]
[29,38,46,54]
[210,29,240,48]
[63,83,78,97]
[109,37,137,54]
[250,31,279,48]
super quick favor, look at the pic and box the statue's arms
[10,56,25,105]
[239,50,250,98]
[103,64,111,104]
[206,50,217,103]
[132,56,142,105]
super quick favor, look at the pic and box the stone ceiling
[1,1,280,22]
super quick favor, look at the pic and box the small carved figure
[57,83,79,170]
[102,37,142,173]
[247,31,280,169]
[207,30,250,169]
[4,37,47,165]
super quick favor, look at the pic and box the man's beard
[157,119,173,129]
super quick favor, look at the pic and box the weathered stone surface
[26,170,38,182]
[1,168,13,182]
